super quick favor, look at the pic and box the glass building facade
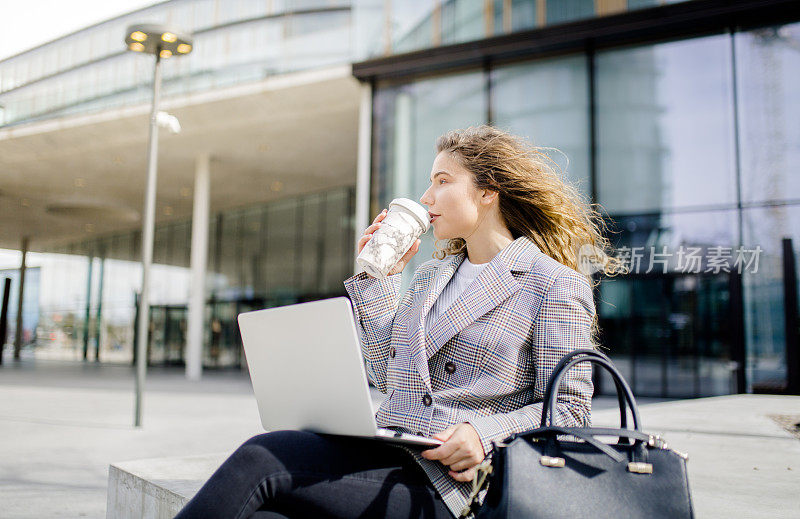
[3,0,799,396]
[0,0,354,126]
[20,187,354,366]
[354,0,693,59]
[362,2,800,397]
[0,0,363,369]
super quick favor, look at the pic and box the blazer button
[389,346,396,358]
[444,361,456,374]
[423,393,432,407]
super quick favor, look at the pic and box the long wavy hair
[432,125,624,344]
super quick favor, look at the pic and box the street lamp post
[125,24,193,427]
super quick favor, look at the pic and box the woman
[175,125,618,519]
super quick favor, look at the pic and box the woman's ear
[481,189,498,205]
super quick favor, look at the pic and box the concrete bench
[107,395,800,518]
[107,453,227,519]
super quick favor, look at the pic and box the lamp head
[125,24,193,57]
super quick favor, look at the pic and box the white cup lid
[389,198,430,232]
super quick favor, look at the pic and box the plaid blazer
[343,235,595,518]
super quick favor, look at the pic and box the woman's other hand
[357,209,420,277]
[421,423,485,482]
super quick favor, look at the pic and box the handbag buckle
[647,434,668,449]
[459,458,495,518]
[539,456,565,468]
[627,462,653,474]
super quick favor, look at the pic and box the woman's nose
[420,188,432,206]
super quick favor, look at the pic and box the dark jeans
[174,430,454,519]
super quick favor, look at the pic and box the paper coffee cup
[357,198,431,279]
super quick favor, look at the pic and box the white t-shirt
[425,257,488,333]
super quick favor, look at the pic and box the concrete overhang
[0,64,361,252]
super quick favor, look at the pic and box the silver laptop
[237,297,442,447]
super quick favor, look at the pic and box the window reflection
[441,0,485,45]
[510,0,538,32]
[373,71,486,292]
[598,210,740,398]
[736,23,800,204]
[545,0,593,25]
[742,205,798,393]
[596,35,737,214]
[492,55,590,197]
[391,0,437,54]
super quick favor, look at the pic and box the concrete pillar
[354,82,373,274]
[186,153,211,381]
[14,237,28,359]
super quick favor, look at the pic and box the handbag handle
[540,349,641,433]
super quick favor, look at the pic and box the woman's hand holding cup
[358,209,420,278]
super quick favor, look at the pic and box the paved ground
[1,354,798,518]
[0,356,262,518]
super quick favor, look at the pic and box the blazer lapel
[425,258,520,359]
[408,255,463,388]
[406,236,542,385]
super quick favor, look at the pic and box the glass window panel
[206,217,220,291]
[374,70,487,292]
[441,0,485,46]
[391,0,436,54]
[628,0,662,8]
[239,208,263,296]
[352,0,385,59]
[322,189,349,293]
[492,0,504,35]
[492,54,590,196]
[600,275,670,398]
[153,226,170,266]
[0,62,10,91]
[545,0,594,25]
[191,0,216,29]
[594,277,635,397]
[742,205,798,393]
[511,0,537,32]
[596,35,737,214]
[599,209,740,398]
[43,47,58,78]
[605,210,739,264]
[289,0,349,9]
[736,22,800,204]
[29,52,44,84]
[282,11,351,72]
[220,212,244,294]
[171,221,191,268]
[266,200,298,296]
[129,231,140,261]
[696,274,739,396]
[300,194,323,293]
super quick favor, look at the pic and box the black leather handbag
[462,348,694,519]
